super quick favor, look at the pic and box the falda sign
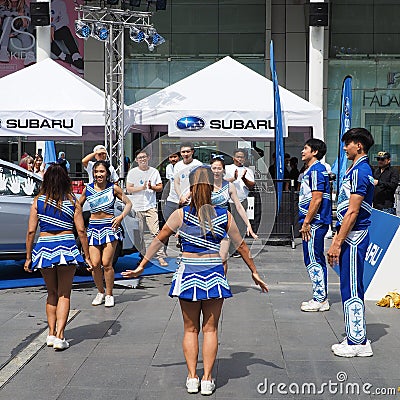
[363,90,400,108]
[175,115,276,137]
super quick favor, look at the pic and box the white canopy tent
[0,59,107,137]
[127,56,323,140]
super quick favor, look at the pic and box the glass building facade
[2,1,400,173]
[124,0,267,105]
[327,0,400,166]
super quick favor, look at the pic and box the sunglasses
[376,157,387,161]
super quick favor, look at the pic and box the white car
[0,159,143,265]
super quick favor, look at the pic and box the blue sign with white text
[332,209,400,291]
[363,209,399,290]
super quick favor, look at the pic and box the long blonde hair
[189,166,216,237]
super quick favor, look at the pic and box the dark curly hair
[39,163,75,212]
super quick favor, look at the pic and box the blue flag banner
[269,40,285,213]
[43,141,57,170]
[331,75,352,192]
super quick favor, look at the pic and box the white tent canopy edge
[0,59,106,137]
[127,56,323,140]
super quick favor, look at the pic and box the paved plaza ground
[0,240,399,400]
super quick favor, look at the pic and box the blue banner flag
[331,75,352,193]
[269,40,285,212]
[43,141,57,170]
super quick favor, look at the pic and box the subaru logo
[176,116,205,131]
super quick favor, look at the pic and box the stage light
[75,20,92,40]
[92,23,109,41]
[145,27,165,51]
[129,26,147,43]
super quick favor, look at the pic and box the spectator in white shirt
[126,149,168,267]
[82,145,119,184]
[224,149,255,257]
[165,143,202,217]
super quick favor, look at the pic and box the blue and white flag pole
[269,40,285,213]
[331,75,352,193]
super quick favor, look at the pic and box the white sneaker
[331,337,347,352]
[53,338,69,351]
[301,299,313,306]
[92,292,105,306]
[46,335,56,347]
[333,340,373,357]
[301,299,330,312]
[186,377,200,393]
[24,51,35,66]
[200,379,215,395]
[105,295,114,307]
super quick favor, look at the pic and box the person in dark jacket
[373,151,399,215]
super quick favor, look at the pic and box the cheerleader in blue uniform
[328,128,375,358]
[210,155,258,274]
[24,163,92,351]
[79,160,131,308]
[122,166,268,395]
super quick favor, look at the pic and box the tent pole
[35,0,51,62]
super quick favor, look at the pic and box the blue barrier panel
[0,254,176,290]
[363,209,400,291]
[332,209,400,295]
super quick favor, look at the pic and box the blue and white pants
[302,223,329,302]
[339,229,369,345]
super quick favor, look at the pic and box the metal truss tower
[75,5,153,178]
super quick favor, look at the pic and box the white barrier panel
[364,209,400,301]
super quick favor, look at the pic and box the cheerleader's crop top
[85,182,116,215]
[211,180,230,209]
[179,205,228,254]
[37,195,75,232]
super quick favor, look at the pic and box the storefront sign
[363,90,400,108]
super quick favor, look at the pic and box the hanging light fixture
[92,23,109,41]
[75,20,92,39]
[129,26,147,43]
[145,27,165,51]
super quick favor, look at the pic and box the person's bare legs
[55,265,76,339]
[179,299,202,379]
[201,298,224,381]
[41,265,76,339]
[89,245,105,293]
[40,268,58,336]
[101,241,117,296]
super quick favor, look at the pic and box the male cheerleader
[328,127,374,357]
[299,139,332,312]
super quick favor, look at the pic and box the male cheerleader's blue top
[211,180,230,208]
[85,182,122,245]
[336,155,374,230]
[168,205,232,301]
[298,160,332,225]
[31,195,85,270]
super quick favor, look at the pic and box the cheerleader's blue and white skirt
[87,217,123,246]
[32,233,85,271]
[169,257,232,301]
